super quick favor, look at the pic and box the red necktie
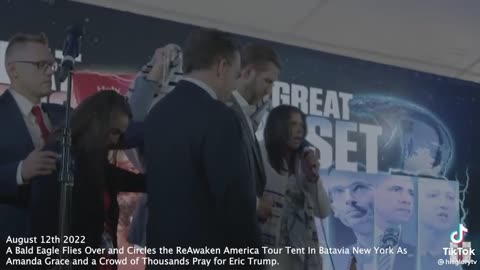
[31,105,50,142]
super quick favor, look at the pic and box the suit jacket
[0,90,65,240]
[230,94,267,196]
[145,80,262,269]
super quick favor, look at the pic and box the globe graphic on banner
[349,95,454,177]
[256,94,455,177]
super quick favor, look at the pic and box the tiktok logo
[451,224,469,244]
[446,224,476,264]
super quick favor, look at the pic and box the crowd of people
[0,27,460,270]
[0,28,331,270]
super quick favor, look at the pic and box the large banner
[250,74,474,269]
[255,72,477,269]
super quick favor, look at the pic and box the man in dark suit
[230,43,280,221]
[0,32,64,267]
[145,28,262,269]
[0,32,63,238]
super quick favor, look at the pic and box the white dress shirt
[9,89,52,185]
[181,77,217,100]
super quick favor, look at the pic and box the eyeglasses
[12,60,58,72]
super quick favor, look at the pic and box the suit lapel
[252,137,266,182]
[231,96,267,185]
[231,98,254,141]
[1,90,35,153]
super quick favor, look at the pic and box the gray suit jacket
[230,95,267,196]
[126,76,158,246]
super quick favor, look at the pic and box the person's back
[146,81,238,247]
[145,28,263,270]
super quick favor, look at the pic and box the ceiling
[74,0,480,83]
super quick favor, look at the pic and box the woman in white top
[259,105,331,270]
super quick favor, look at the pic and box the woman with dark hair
[31,90,145,270]
[260,105,330,270]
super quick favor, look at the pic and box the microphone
[56,24,85,84]
[302,146,319,180]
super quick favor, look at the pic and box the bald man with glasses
[0,33,65,254]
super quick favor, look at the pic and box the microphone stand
[56,24,84,270]
[57,68,74,270]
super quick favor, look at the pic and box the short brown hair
[5,32,49,60]
[182,28,238,74]
[240,43,281,70]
